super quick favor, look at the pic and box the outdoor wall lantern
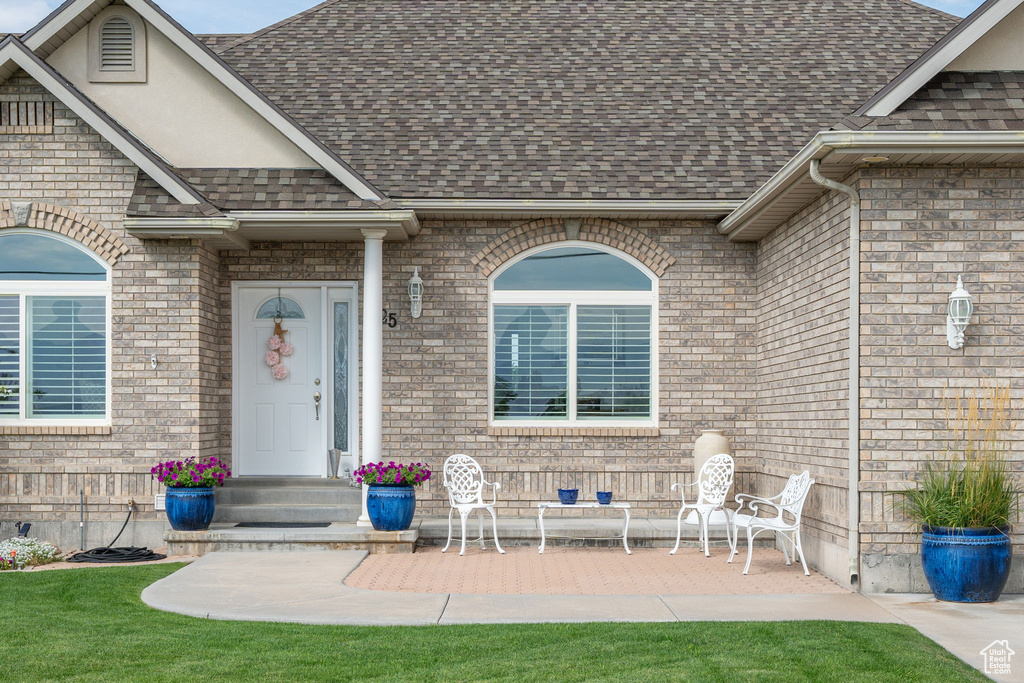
[408,267,424,319]
[946,275,973,350]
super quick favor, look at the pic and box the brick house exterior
[1,0,1022,592]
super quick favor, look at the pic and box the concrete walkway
[141,551,890,626]
[869,593,1024,683]
[141,551,1024,680]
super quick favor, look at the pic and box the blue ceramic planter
[366,485,416,531]
[921,526,1012,603]
[597,491,613,505]
[165,486,215,531]
[558,488,579,505]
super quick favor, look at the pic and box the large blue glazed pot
[366,485,416,531]
[164,486,216,531]
[921,525,1012,603]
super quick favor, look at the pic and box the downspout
[808,159,861,588]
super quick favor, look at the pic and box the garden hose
[66,505,167,564]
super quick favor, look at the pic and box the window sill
[0,425,113,435]
[488,426,659,437]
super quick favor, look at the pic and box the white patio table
[536,502,632,554]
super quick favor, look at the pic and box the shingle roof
[128,168,388,216]
[196,34,250,53]
[214,0,956,200]
[840,71,1024,131]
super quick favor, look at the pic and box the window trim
[488,242,659,429]
[0,230,112,428]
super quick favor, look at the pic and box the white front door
[233,284,357,477]
[236,286,322,476]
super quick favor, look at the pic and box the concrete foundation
[0,519,168,554]
[861,552,1024,594]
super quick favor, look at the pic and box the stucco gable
[0,36,206,207]
[20,0,384,201]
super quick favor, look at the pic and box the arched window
[256,296,306,320]
[490,244,657,426]
[0,231,110,424]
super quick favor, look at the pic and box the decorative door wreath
[265,315,295,380]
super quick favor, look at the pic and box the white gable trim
[21,0,385,201]
[856,0,1024,117]
[0,36,203,205]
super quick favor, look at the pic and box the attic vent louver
[100,17,134,70]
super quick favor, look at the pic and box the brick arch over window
[0,201,128,265]
[472,218,676,278]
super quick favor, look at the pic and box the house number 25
[382,309,397,328]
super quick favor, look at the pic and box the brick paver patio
[346,547,846,595]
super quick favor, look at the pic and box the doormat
[233,528,329,532]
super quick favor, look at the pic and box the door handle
[313,391,322,421]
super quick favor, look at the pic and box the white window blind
[100,17,134,70]
[577,306,652,418]
[0,296,18,416]
[493,305,568,419]
[28,296,106,418]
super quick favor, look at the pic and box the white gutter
[808,159,861,589]
[123,217,249,249]
[395,198,743,218]
[225,210,421,236]
[721,130,1024,240]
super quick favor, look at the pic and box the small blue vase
[164,487,215,531]
[366,485,416,531]
[921,526,1012,603]
[558,488,579,505]
[597,491,613,505]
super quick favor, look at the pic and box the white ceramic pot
[694,429,731,473]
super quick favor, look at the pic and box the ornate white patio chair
[441,454,506,556]
[728,470,814,575]
[670,453,735,558]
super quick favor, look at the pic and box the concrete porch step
[225,477,358,488]
[415,516,759,550]
[165,523,416,556]
[216,487,362,505]
[212,503,361,524]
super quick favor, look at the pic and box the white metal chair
[728,470,814,575]
[441,454,505,556]
[670,453,735,557]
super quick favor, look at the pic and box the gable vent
[100,17,134,70]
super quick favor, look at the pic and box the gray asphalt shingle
[210,0,956,200]
[842,71,1024,131]
[128,168,387,216]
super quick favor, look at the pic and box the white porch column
[357,228,387,526]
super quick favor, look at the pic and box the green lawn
[0,564,983,682]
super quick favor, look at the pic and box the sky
[0,0,990,34]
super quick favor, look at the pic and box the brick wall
[0,73,221,542]
[858,166,1024,589]
[221,219,759,515]
[755,182,856,583]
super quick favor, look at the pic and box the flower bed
[0,537,63,570]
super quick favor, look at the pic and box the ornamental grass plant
[900,383,1021,530]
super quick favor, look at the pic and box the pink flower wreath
[265,334,293,380]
